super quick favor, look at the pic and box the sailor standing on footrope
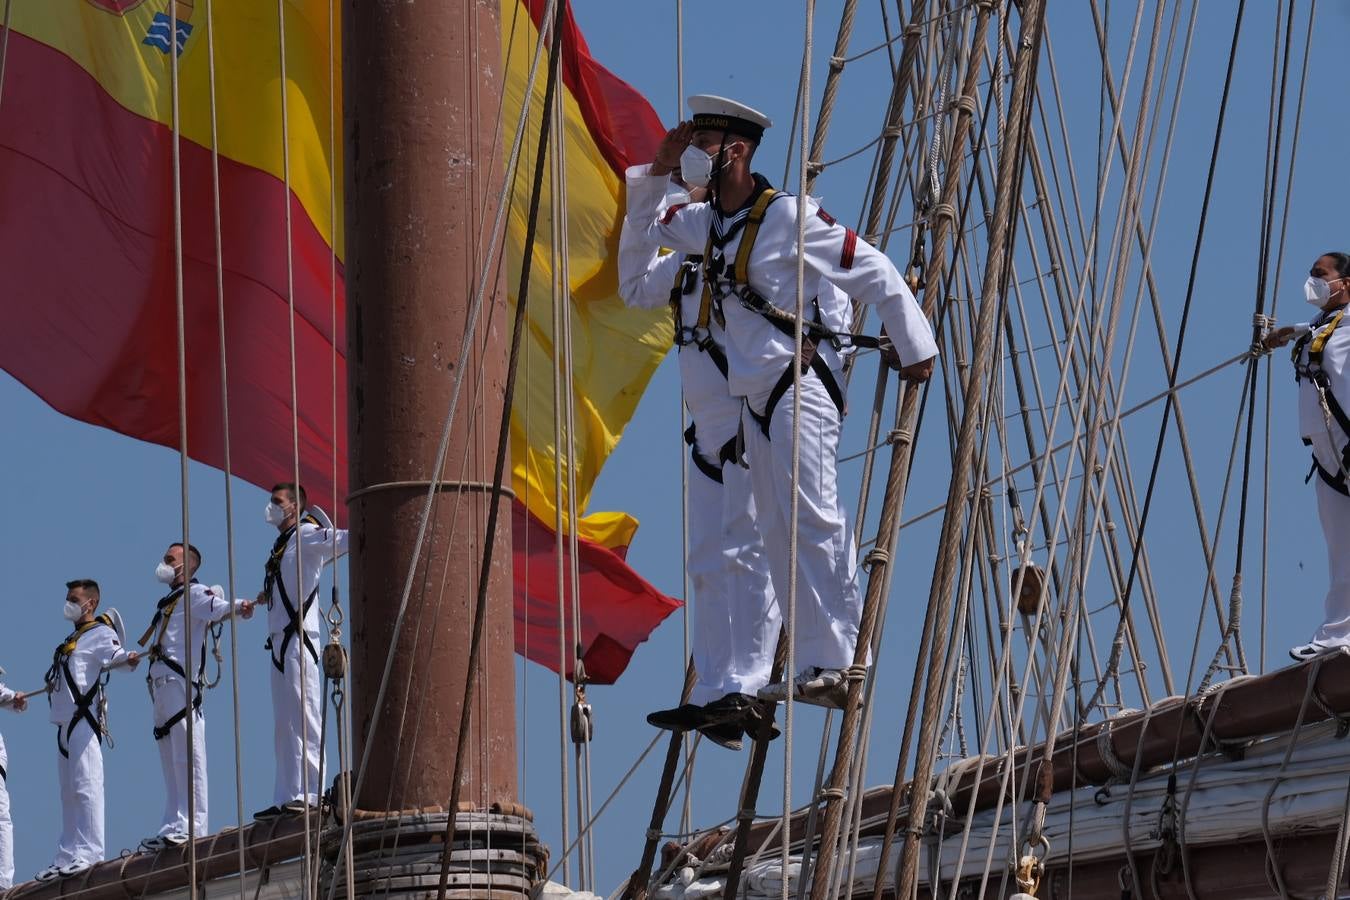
[628,96,938,708]
[619,162,781,751]
[251,482,347,819]
[1263,251,1350,661]
[139,543,255,851]
[0,670,29,890]
[37,579,140,882]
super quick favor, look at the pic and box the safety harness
[45,615,115,758]
[1293,310,1350,495]
[700,178,879,438]
[263,514,324,674]
[138,581,207,741]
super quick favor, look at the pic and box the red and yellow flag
[0,0,678,683]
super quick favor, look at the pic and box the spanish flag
[0,0,678,683]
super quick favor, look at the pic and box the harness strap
[151,679,204,741]
[684,422,724,485]
[62,659,103,753]
[731,189,781,285]
[267,575,320,674]
[747,344,847,439]
[263,516,323,674]
[0,762,6,782]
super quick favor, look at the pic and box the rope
[165,0,203,890]
[0,0,12,113]
[433,4,565,896]
[1081,0,1249,717]
[200,0,250,893]
[781,4,813,898]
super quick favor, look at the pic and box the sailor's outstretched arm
[796,202,938,371]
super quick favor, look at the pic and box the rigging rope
[1081,0,1249,717]
[200,0,251,892]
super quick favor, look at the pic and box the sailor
[627,96,938,707]
[37,579,140,882]
[0,669,29,891]
[619,171,781,749]
[139,543,255,851]
[1263,252,1350,661]
[250,482,347,819]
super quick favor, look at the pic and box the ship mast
[341,0,540,894]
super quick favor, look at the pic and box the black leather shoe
[647,703,709,731]
[699,720,744,751]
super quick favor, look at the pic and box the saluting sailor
[0,667,29,891]
[619,156,781,749]
[38,579,140,882]
[628,96,938,707]
[139,543,254,851]
[250,482,347,819]
[1263,252,1350,661]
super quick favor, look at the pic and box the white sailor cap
[688,94,772,142]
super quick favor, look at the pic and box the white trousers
[1313,477,1350,646]
[686,429,779,704]
[0,735,12,889]
[742,372,862,673]
[53,721,103,868]
[151,674,208,837]
[270,635,324,806]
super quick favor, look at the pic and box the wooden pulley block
[322,641,348,679]
[1012,561,1046,615]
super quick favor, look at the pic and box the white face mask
[265,502,287,526]
[155,561,178,585]
[1306,276,1331,307]
[679,145,716,188]
[63,600,84,622]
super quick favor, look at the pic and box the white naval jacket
[625,164,939,399]
[264,523,348,641]
[48,622,130,726]
[146,582,246,682]
[1294,309,1350,475]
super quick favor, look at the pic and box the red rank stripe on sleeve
[816,207,836,225]
[661,203,688,225]
[840,227,858,269]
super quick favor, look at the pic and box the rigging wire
[1081,0,1249,716]
[166,1,203,893]
[200,0,251,892]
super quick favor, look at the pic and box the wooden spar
[926,830,1347,899]
[6,818,312,900]
[344,0,516,812]
[717,652,1350,863]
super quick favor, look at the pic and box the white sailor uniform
[261,518,347,807]
[619,183,779,704]
[142,580,247,840]
[46,618,132,871]
[0,681,16,889]
[1293,309,1350,649]
[627,165,938,677]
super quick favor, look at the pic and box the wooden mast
[343,0,517,814]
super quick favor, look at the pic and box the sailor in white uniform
[251,482,347,819]
[1264,252,1350,661]
[139,543,254,850]
[38,580,139,882]
[0,671,29,890]
[627,96,938,707]
[619,171,779,749]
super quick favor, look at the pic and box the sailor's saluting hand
[651,121,694,176]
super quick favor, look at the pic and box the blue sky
[2,0,1349,889]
